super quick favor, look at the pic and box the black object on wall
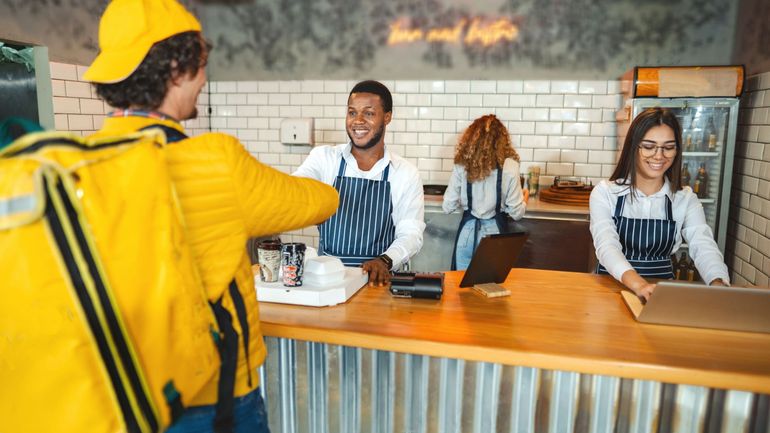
[0,60,39,124]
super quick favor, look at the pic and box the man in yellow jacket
[84,0,338,431]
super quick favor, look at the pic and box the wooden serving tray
[538,185,593,206]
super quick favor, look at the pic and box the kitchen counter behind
[417,194,593,272]
[424,194,590,217]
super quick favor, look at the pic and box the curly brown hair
[94,31,209,110]
[454,114,519,182]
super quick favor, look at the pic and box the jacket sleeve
[223,135,339,237]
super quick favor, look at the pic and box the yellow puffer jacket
[91,116,339,405]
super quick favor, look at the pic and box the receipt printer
[389,271,443,299]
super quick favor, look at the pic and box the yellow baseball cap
[83,0,201,83]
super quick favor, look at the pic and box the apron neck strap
[338,156,390,181]
[614,195,626,218]
[495,167,503,214]
[465,179,473,209]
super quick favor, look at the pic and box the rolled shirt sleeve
[442,165,463,214]
[502,158,526,220]
[680,192,730,284]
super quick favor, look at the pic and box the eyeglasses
[638,143,677,157]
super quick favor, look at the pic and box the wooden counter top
[257,268,770,394]
[524,196,589,216]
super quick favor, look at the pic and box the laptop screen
[459,232,529,287]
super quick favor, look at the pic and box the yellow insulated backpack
[0,130,221,432]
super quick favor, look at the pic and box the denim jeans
[165,388,270,433]
[454,218,500,270]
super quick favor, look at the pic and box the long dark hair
[610,107,683,195]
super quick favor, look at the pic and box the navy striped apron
[318,157,396,266]
[451,168,509,270]
[597,194,676,279]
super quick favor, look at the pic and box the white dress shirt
[590,178,729,285]
[442,158,526,220]
[293,143,425,268]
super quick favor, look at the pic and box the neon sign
[387,17,519,47]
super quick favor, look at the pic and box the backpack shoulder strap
[139,124,189,144]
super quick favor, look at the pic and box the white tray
[255,267,368,307]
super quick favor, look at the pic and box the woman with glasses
[590,107,729,301]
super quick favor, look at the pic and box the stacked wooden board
[538,185,593,206]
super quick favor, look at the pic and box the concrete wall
[732,0,770,75]
[1,0,739,80]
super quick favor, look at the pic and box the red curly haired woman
[442,114,528,270]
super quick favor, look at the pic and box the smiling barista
[590,107,729,301]
[294,80,425,284]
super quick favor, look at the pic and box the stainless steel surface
[412,197,590,273]
[410,199,461,272]
[260,337,766,433]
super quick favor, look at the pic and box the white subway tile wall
[49,62,210,137]
[205,80,623,185]
[50,62,107,136]
[47,64,770,278]
[727,72,770,287]
[48,69,623,247]
[202,79,623,245]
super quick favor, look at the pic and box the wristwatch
[377,254,393,270]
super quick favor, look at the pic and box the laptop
[459,232,529,288]
[621,281,770,333]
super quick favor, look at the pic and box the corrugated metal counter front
[255,269,770,433]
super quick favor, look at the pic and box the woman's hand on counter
[621,269,655,302]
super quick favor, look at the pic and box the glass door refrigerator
[616,66,745,270]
